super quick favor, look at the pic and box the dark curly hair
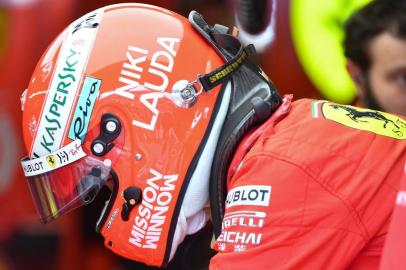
[344,0,406,73]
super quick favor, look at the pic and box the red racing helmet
[20,3,282,267]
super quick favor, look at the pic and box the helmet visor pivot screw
[92,142,105,154]
[105,121,117,133]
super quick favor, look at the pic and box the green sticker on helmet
[68,76,101,142]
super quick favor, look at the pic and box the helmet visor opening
[21,140,111,223]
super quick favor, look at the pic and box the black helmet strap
[188,10,256,92]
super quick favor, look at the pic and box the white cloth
[169,82,232,261]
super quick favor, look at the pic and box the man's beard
[363,77,384,112]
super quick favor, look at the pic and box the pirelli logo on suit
[225,185,272,209]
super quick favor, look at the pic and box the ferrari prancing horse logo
[312,101,406,139]
[46,155,57,168]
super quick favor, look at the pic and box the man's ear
[346,59,366,100]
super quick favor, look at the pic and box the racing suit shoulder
[212,99,405,270]
[212,154,370,270]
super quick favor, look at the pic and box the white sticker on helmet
[22,139,86,177]
[30,9,103,157]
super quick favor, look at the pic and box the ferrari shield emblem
[312,101,406,139]
[46,155,57,168]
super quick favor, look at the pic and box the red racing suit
[210,97,406,270]
[379,163,406,270]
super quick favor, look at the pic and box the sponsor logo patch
[30,10,103,157]
[21,139,86,177]
[46,155,56,168]
[129,168,178,249]
[222,210,266,230]
[68,76,101,141]
[216,210,266,252]
[312,101,406,139]
[225,185,272,209]
[216,230,262,246]
[99,37,180,132]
